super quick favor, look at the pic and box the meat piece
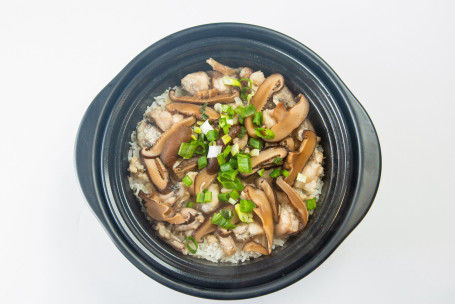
[294,119,315,141]
[147,107,183,132]
[250,71,265,92]
[294,150,324,194]
[233,135,248,150]
[262,109,277,129]
[198,183,220,214]
[174,213,204,232]
[157,183,190,207]
[136,120,162,148]
[128,157,150,183]
[181,71,210,95]
[211,71,231,93]
[216,235,236,256]
[273,86,295,108]
[156,222,187,254]
[233,222,265,241]
[275,203,300,236]
[239,67,253,79]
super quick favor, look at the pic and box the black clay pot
[75,23,381,300]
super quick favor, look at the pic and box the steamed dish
[128,58,324,263]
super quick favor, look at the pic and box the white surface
[1,1,454,303]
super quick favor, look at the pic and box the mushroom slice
[279,136,295,152]
[263,94,310,142]
[173,157,198,180]
[245,74,285,138]
[165,103,220,121]
[243,241,269,255]
[256,178,279,223]
[284,130,317,185]
[141,116,196,158]
[247,147,288,174]
[206,58,236,76]
[276,177,309,228]
[140,156,172,194]
[193,168,217,195]
[139,191,172,222]
[244,185,274,253]
[159,124,192,167]
[192,217,217,243]
[169,89,239,104]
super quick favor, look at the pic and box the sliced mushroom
[263,94,310,142]
[279,136,295,152]
[206,58,236,76]
[192,216,217,242]
[173,157,198,180]
[139,191,195,224]
[193,168,217,195]
[284,130,317,185]
[256,178,279,223]
[276,177,309,228]
[244,185,274,253]
[140,155,172,194]
[243,147,288,176]
[174,213,204,232]
[243,241,269,255]
[245,74,285,138]
[141,116,196,158]
[160,124,192,167]
[169,89,239,104]
[165,103,220,121]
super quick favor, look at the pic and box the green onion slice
[235,104,256,118]
[240,199,256,213]
[269,169,281,178]
[252,111,263,127]
[182,175,193,186]
[249,137,262,150]
[238,126,247,139]
[186,236,198,254]
[254,128,275,139]
[178,142,198,159]
[282,169,290,177]
[218,193,230,202]
[237,153,252,173]
[273,156,283,164]
[230,190,240,200]
[212,209,237,229]
[198,156,208,169]
[186,201,194,208]
[258,168,265,177]
[206,129,219,141]
[220,163,233,172]
[306,197,317,210]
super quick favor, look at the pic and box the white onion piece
[228,198,237,205]
[207,145,222,158]
[200,120,214,135]
[250,149,260,157]
[297,173,307,183]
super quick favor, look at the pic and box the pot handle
[338,91,382,239]
[74,79,118,224]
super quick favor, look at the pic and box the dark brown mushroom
[256,178,279,223]
[139,191,195,224]
[159,124,192,167]
[206,58,236,76]
[263,93,310,142]
[284,130,317,185]
[169,89,239,104]
[192,216,217,242]
[193,168,217,195]
[280,136,295,152]
[165,103,220,121]
[141,116,196,158]
[244,147,288,176]
[243,241,269,255]
[276,177,309,228]
[140,155,172,194]
[244,185,274,253]
[173,157,198,180]
[245,74,284,138]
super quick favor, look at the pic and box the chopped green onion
[255,128,275,139]
[223,77,242,87]
[235,204,253,223]
[219,169,238,181]
[273,156,283,164]
[223,145,232,158]
[218,193,230,202]
[282,169,290,177]
[222,134,232,145]
[240,199,256,213]
[200,103,209,120]
[198,156,208,169]
[221,104,235,116]
[237,153,252,173]
[235,104,256,118]
[212,209,237,229]
[228,197,237,205]
[204,191,212,202]
[194,127,202,134]
[253,111,263,126]
[196,193,205,203]
[228,158,238,169]
[230,190,240,200]
[258,168,265,177]
[186,236,198,254]
[186,201,194,208]
[182,175,193,187]
[220,163,233,172]
[238,115,244,124]
[269,169,281,178]
[306,198,317,211]
[196,120,204,126]
[239,78,253,89]
[238,126,247,139]
[191,135,197,141]
[249,138,262,149]
[247,92,254,103]
[217,153,226,165]
[206,129,219,141]
[217,176,244,191]
[178,142,198,159]
[231,143,239,156]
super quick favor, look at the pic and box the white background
[1,0,454,303]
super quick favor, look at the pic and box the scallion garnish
[212,209,237,229]
[198,155,208,169]
[220,163,233,172]
[249,138,262,150]
[228,158,238,169]
[222,77,242,87]
[204,191,212,202]
[222,134,232,145]
[196,193,205,203]
[223,145,232,158]
[186,236,198,254]
[206,129,219,141]
[230,190,240,200]
[186,201,194,208]
[218,193,230,202]
[240,199,256,213]
[253,111,263,126]
[221,104,235,116]
[235,203,253,223]
[182,175,193,187]
[306,197,317,210]
[217,153,226,165]
[237,153,252,173]
[258,168,265,177]
[217,176,244,191]
[269,169,281,178]
[178,142,198,159]
[238,126,247,139]
[282,169,290,177]
[273,156,283,164]
[235,104,256,118]
[200,102,209,120]
[219,169,238,181]
[254,128,275,139]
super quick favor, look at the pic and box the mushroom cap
[263,93,310,142]
[275,176,309,228]
[245,74,285,138]
[140,155,172,194]
[244,185,274,253]
[166,103,220,121]
[284,130,317,185]
[193,168,217,195]
[173,157,198,180]
[169,89,239,104]
[139,191,194,224]
[242,241,269,255]
[256,177,279,223]
[141,116,196,158]
[206,58,237,76]
[160,124,192,168]
[250,147,288,169]
[279,136,296,152]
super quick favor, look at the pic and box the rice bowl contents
[127,58,324,263]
